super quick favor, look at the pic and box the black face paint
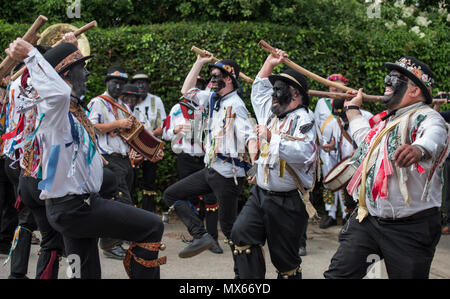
[106,78,125,99]
[271,80,293,116]
[122,95,139,110]
[66,63,89,100]
[210,71,226,93]
[382,72,409,110]
[134,79,149,94]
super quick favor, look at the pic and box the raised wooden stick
[11,20,98,81]
[191,46,255,84]
[0,15,48,79]
[258,40,394,102]
[308,90,382,102]
[258,40,353,90]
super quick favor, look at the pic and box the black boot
[179,233,214,258]
[8,226,32,279]
[319,215,337,229]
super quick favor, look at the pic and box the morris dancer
[324,56,450,279]
[130,70,166,212]
[163,52,257,259]
[6,39,165,279]
[88,66,133,260]
[315,74,373,228]
[230,49,316,279]
[162,76,222,254]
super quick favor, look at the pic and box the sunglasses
[384,74,409,86]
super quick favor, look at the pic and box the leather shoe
[298,246,307,256]
[179,233,214,258]
[320,216,337,229]
[103,245,126,260]
[442,225,450,235]
[209,240,223,254]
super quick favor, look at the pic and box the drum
[119,117,165,163]
[322,156,357,192]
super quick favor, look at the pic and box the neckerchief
[69,100,99,151]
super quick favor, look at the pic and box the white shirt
[349,102,449,218]
[190,88,256,178]
[251,76,317,191]
[88,92,131,155]
[162,102,205,157]
[24,48,103,199]
[134,93,166,131]
[2,78,22,157]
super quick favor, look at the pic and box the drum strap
[320,114,335,134]
[98,95,131,119]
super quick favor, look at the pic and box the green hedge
[0,2,449,208]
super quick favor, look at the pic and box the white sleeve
[24,48,72,117]
[251,76,273,124]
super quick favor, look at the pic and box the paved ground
[1,214,449,279]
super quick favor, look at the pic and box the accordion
[119,116,165,163]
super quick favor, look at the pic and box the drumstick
[11,20,97,81]
[191,46,255,84]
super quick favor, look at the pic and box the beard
[382,82,408,110]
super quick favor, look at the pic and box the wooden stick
[0,15,48,79]
[191,46,255,84]
[258,40,353,92]
[11,20,98,81]
[308,90,383,102]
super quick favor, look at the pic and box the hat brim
[58,55,93,74]
[208,64,239,88]
[385,62,432,104]
[268,74,310,106]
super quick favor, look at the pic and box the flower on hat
[395,57,434,88]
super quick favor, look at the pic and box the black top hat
[208,59,240,89]
[130,70,150,83]
[269,68,310,107]
[105,66,128,83]
[121,84,142,97]
[385,56,435,104]
[43,42,93,74]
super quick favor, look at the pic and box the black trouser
[163,167,244,240]
[324,207,442,279]
[131,160,157,210]
[103,154,132,204]
[46,193,164,279]
[19,175,63,279]
[231,186,308,279]
[0,157,17,246]
[4,158,38,279]
[444,158,450,226]
[177,153,219,240]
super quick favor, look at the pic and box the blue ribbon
[38,145,60,191]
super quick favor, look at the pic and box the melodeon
[119,116,165,163]
[322,156,357,192]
